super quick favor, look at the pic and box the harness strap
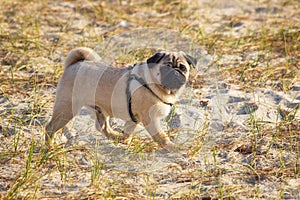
[126,73,173,122]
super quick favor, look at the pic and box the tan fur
[64,47,101,68]
[46,48,195,151]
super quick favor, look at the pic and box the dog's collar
[126,72,173,123]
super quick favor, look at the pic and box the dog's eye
[179,64,187,72]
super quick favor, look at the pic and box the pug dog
[45,47,197,151]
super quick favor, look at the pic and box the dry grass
[0,0,299,199]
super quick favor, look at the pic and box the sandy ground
[0,0,299,199]
[50,53,300,198]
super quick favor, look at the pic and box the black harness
[126,71,173,123]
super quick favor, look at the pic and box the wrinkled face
[147,51,197,91]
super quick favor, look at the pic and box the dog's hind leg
[94,106,106,132]
[45,101,77,147]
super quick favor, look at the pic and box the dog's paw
[164,143,176,151]
[158,142,180,153]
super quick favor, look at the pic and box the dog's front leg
[122,121,137,144]
[144,119,174,150]
[95,110,132,143]
[141,105,175,151]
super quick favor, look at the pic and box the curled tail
[64,47,101,68]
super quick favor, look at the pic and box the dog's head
[147,51,197,91]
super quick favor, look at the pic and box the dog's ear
[147,52,165,67]
[184,54,197,68]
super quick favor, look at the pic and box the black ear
[147,52,165,67]
[184,54,197,68]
